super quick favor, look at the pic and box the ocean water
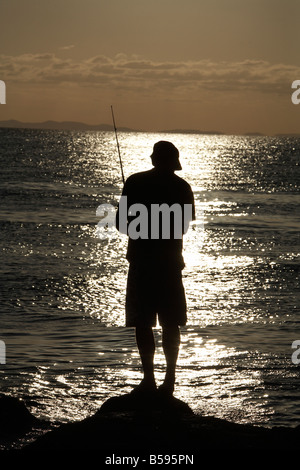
[0,128,299,440]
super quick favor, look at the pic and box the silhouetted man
[116,141,195,395]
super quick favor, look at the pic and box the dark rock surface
[0,394,51,450]
[1,392,300,453]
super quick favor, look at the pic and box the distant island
[2,119,298,137]
[0,119,236,135]
[0,119,226,134]
[274,133,300,137]
[0,119,134,132]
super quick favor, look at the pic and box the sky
[0,0,300,134]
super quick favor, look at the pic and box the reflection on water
[2,320,298,428]
[1,129,299,432]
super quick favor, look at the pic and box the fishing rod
[111,105,125,185]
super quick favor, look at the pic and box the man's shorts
[125,261,187,327]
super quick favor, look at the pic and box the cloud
[1,52,299,99]
[59,45,75,51]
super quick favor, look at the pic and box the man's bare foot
[130,378,156,396]
[157,378,175,396]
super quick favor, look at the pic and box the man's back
[117,167,195,265]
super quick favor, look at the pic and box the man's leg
[160,325,180,394]
[135,326,156,391]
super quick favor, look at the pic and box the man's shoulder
[173,173,192,188]
[125,170,153,185]
[126,170,190,186]
[170,173,194,197]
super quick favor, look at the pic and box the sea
[0,128,299,447]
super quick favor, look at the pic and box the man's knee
[162,325,180,345]
[135,325,153,336]
[162,325,180,334]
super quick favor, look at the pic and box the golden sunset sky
[1,0,300,134]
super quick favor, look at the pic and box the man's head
[150,141,182,171]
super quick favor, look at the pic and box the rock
[0,394,50,450]
[18,392,300,452]
[0,394,40,433]
[98,390,194,415]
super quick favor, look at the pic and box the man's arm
[115,179,130,234]
[183,184,196,234]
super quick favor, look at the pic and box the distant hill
[0,120,225,135]
[2,120,287,136]
[275,133,300,137]
[243,132,264,136]
[0,119,135,132]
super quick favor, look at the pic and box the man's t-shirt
[116,168,195,267]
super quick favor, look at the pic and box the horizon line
[0,119,299,137]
